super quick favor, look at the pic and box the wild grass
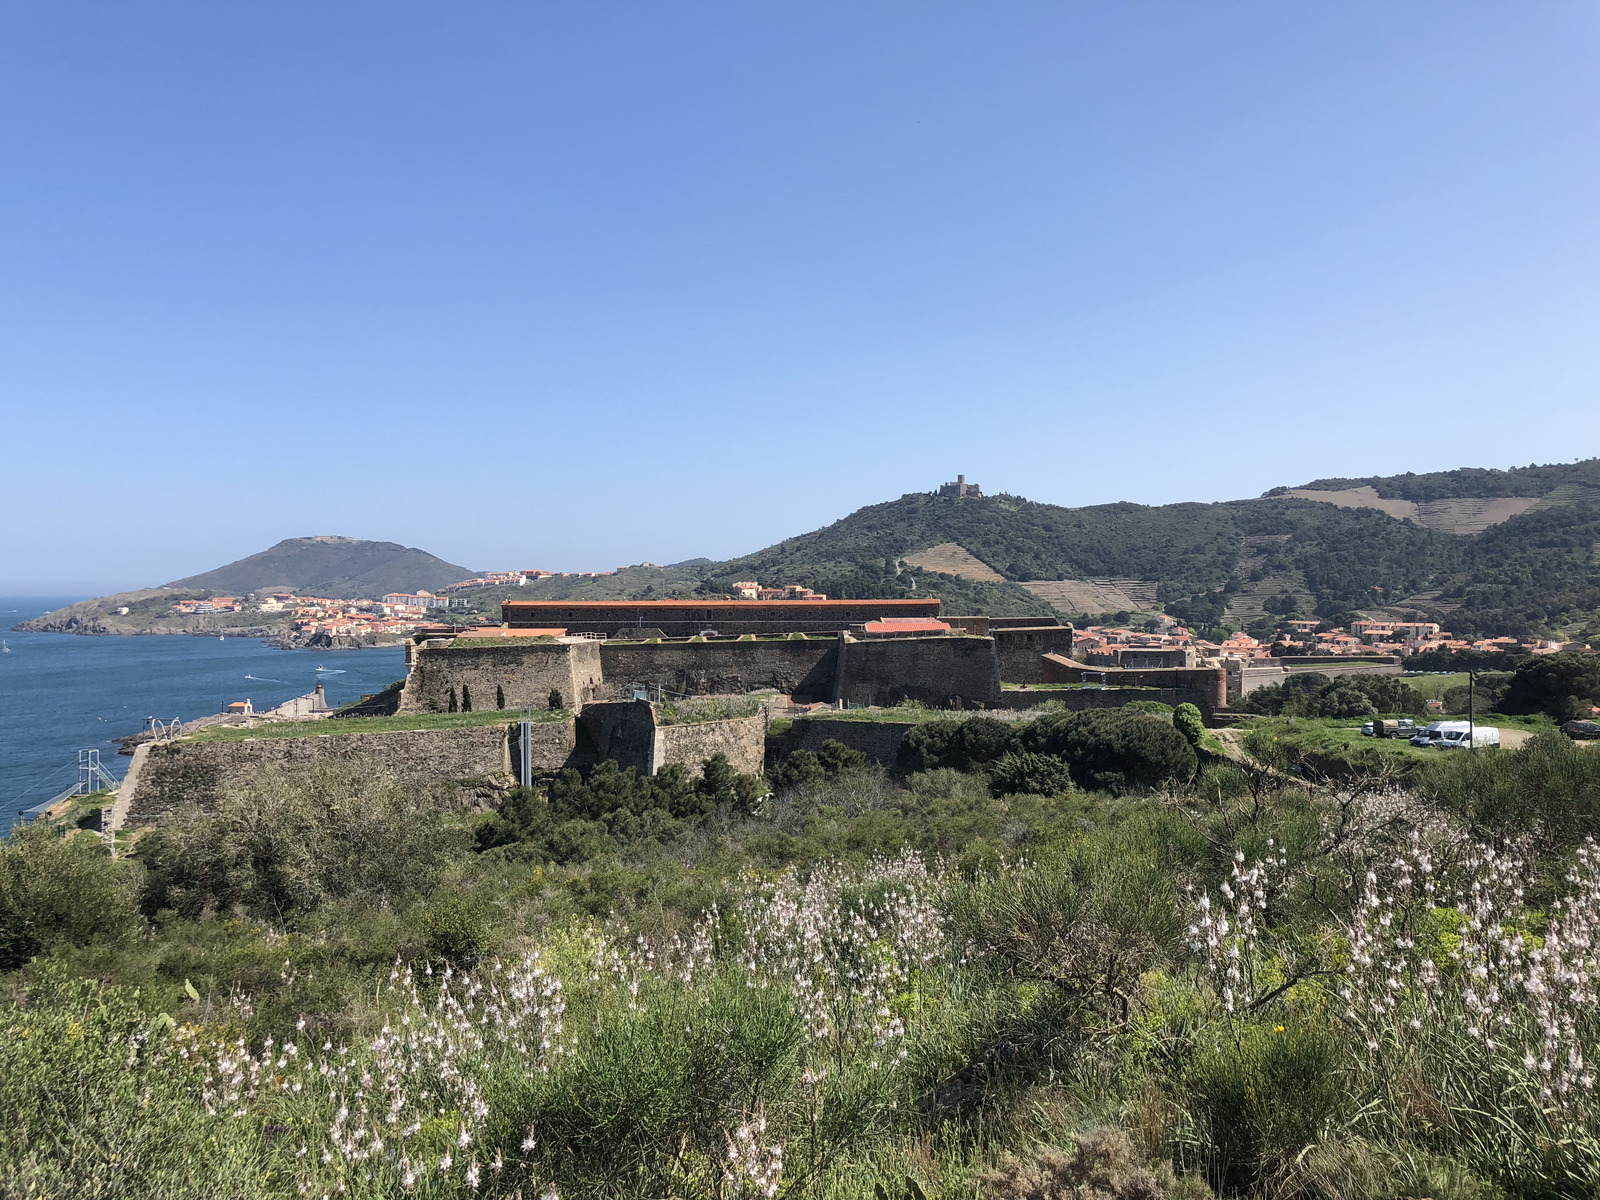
[7,727,1600,1196]
[188,708,569,742]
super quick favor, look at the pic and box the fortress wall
[1040,655,1228,712]
[578,700,768,778]
[837,636,1001,708]
[505,599,940,636]
[123,721,578,825]
[993,687,1198,712]
[993,626,1075,684]
[776,717,924,769]
[401,640,603,713]
[598,639,837,701]
[577,701,657,776]
[1230,657,1403,698]
[656,713,768,778]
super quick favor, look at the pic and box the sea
[0,596,406,830]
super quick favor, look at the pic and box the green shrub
[421,892,493,969]
[1182,1019,1349,1193]
[549,688,564,710]
[899,717,1020,773]
[137,761,461,922]
[1173,703,1206,750]
[1023,709,1198,793]
[0,825,142,971]
[1501,652,1600,720]
[774,738,867,790]
[987,751,1074,797]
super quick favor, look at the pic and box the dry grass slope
[901,543,1007,582]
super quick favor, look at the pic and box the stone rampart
[599,639,836,701]
[1040,655,1228,712]
[1229,657,1403,698]
[122,721,579,826]
[504,599,940,636]
[993,687,1197,712]
[837,636,1001,708]
[578,700,768,778]
[776,717,923,768]
[656,713,768,778]
[993,626,1075,684]
[401,639,603,714]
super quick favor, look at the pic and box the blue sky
[2,3,1596,593]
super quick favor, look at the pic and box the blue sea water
[0,596,406,829]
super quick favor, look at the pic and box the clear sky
[2,3,1597,593]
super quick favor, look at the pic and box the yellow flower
[1275,1025,1285,1033]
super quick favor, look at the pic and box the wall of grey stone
[992,687,1195,712]
[124,721,579,825]
[577,701,657,776]
[401,640,603,714]
[775,717,923,768]
[656,714,768,778]
[993,626,1075,684]
[1040,655,1228,712]
[599,639,836,701]
[837,636,1001,707]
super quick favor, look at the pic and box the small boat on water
[1,640,9,652]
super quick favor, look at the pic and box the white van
[1416,721,1499,749]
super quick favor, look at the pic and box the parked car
[1563,720,1600,740]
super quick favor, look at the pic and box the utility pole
[1467,668,1476,754]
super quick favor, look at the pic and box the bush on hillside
[1023,709,1198,793]
[0,824,141,971]
[1236,672,1424,718]
[1500,651,1600,721]
[1173,702,1206,749]
[476,754,766,863]
[898,717,1020,773]
[772,738,867,791]
[138,761,461,922]
[987,751,1074,797]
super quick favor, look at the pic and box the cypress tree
[461,684,472,712]
[496,684,506,710]
[448,687,458,713]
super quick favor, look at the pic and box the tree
[1173,703,1206,749]
[496,685,506,710]
[1500,652,1600,720]
[461,684,472,712]
[548,689,564,711]
[448,687,458,713]
[0,824,140,970]
[1022,710,1197,794]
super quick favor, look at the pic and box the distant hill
[166,536,474,599]
[698,459,1600,639]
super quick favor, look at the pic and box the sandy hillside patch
[1021,579,1159,614]
[1286,487,1538,534]
[1285,486,1420,521]
[901,542,1005,581]
[1414,497,1539,535]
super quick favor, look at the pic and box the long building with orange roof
[501,598,942,638]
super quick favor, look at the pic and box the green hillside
[1295,457,1600,500]
[699,461,1600,639]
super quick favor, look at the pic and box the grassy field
[185,707,569,742]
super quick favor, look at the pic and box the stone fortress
[392,596,1226,715]
[115,595,1228,829]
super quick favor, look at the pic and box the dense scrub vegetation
[701,461,1600,637]
[6,706,1600,1198]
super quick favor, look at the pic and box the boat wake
[315,667,346,674]
[243,675,289,684]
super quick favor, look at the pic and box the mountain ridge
[166,536,474,600]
